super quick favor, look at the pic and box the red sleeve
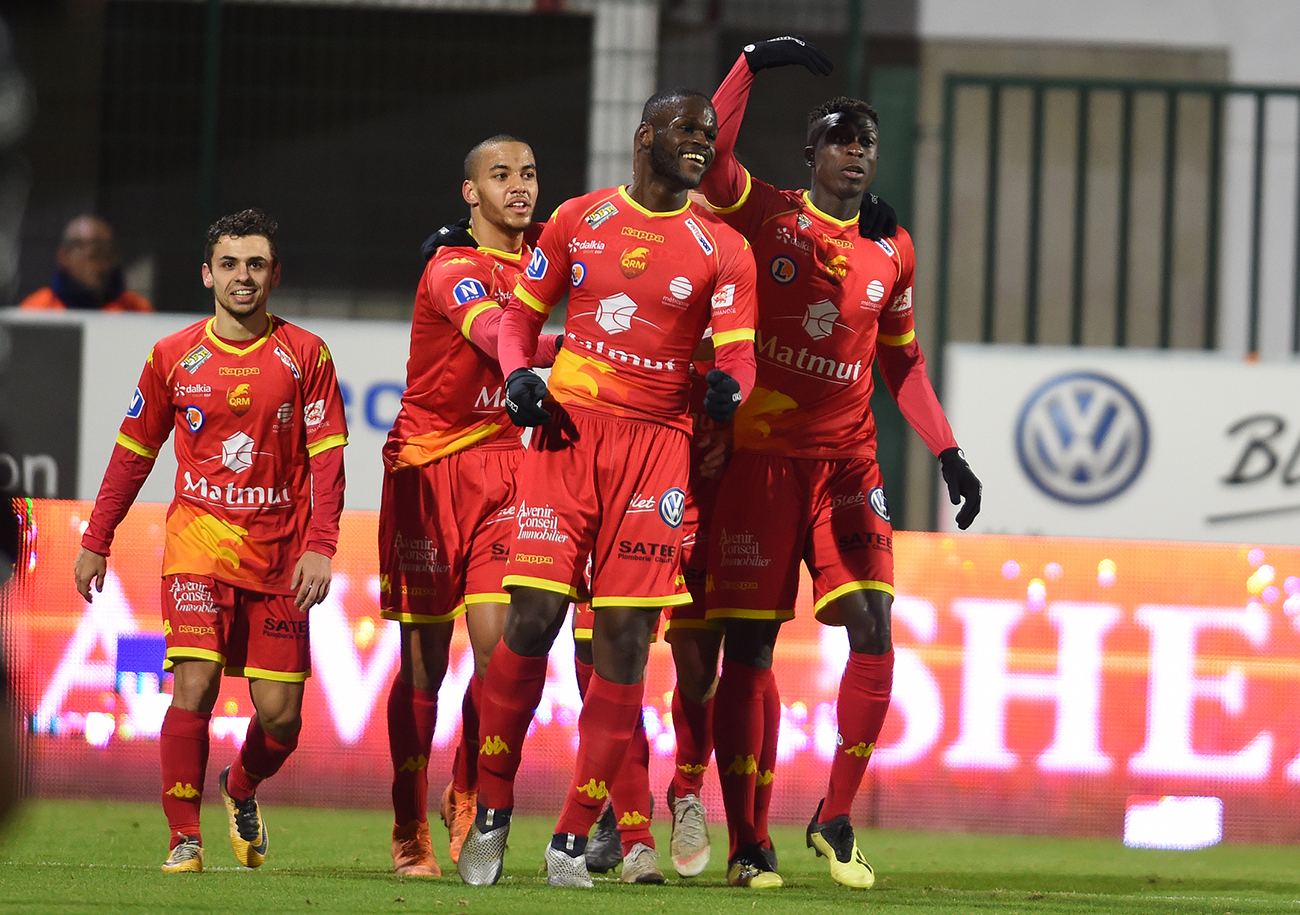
[705,223,759,401]
[497,301,549,376]
[80,445,156,556]
[713,340,755,401]
[466,305,503,358]
[701,55,755,209]
[878,339,957,457]
[303,444,345,558]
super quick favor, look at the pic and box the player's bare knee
[503,589,567,656]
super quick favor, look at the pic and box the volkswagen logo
[1015,371,1149,505]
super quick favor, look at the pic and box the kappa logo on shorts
[658,487,686,528]
[869,486,890,522]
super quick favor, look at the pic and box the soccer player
[457,87,759,888]
[73,208,348,874]
[379,135,561,876]
[699,38,982,889]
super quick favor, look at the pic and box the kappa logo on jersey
[304,399,326,428]
[875,238,895,256]
[184,406,205,433]
[684,217,714,255]
[658,487,686,528]
[318,343,333,367]
[525,247,548,281]
[126,388,144,419]
[180,346,212,374]
[586,201,618,229]
[221,431,256,473]
[571,261,586,288]
[453,277,488,306]
[869,487,890,522]
[227,383,252,416]
[595,293,639,335]
[621,225,665,244]
[273,345,300,379]
[620,246,649,279]
[770,255,797,285]
[802,299,840,340]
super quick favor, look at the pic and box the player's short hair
[205,208,279,265]
[806,96,880,146]
[641,87,712,127]
[464,134,529,181]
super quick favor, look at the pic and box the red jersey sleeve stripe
[306,433,348,457]
[460,301,500,339]
[878,330,916,346]
[116,432,159,459]
[704,168,753,214]
[514,283,552,315]
[712,328,756,346]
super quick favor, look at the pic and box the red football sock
[227,714,298,802]
[451,674,482,792]
[160,706,210,848]
[476,641,548,809]
[712,658,770,857]
[574,655,594,697]
[613,714,654,854]
[555,674,644,838]
[669,688,713,798]
[385,674,439,824]
[753,669,781,847]
[821,649,893,822]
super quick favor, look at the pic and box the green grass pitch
[2,799,1298,914]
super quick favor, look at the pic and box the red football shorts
[662,467,723,635]
[161,574,309,681]
[502,406,691,609]
[379,444,521,624]
[705,451,895,625]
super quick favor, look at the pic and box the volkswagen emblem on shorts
[868,487,890,522]
[1016,371,1149,505]
[658,487,686,528]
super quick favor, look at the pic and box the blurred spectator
[19,214,152,312]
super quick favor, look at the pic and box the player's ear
[804,144,816,167]
[635,122,654,150]
[201,263,214,289]
[463,178,478,207]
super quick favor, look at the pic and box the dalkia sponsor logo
[182,472,291,506]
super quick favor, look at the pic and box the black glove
[858,193,898,241]
[939,447,982,530]
[420,217,475,261]
[742,36,833,76]
[504,368,550,427]
[703,369,742,423]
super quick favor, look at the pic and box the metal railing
[933,74,1300,390]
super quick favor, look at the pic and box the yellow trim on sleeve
[117,432,160,460]
[711,328,756,347]
[877,330,916,347]
[514,283,552,315]
[307,433,348,457]
[705,169,753,214]
[460,301,501,340]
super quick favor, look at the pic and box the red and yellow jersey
[707,177,916,459]
[116,316,348,593]
[512,186,757,432]
[385,244,530,469]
